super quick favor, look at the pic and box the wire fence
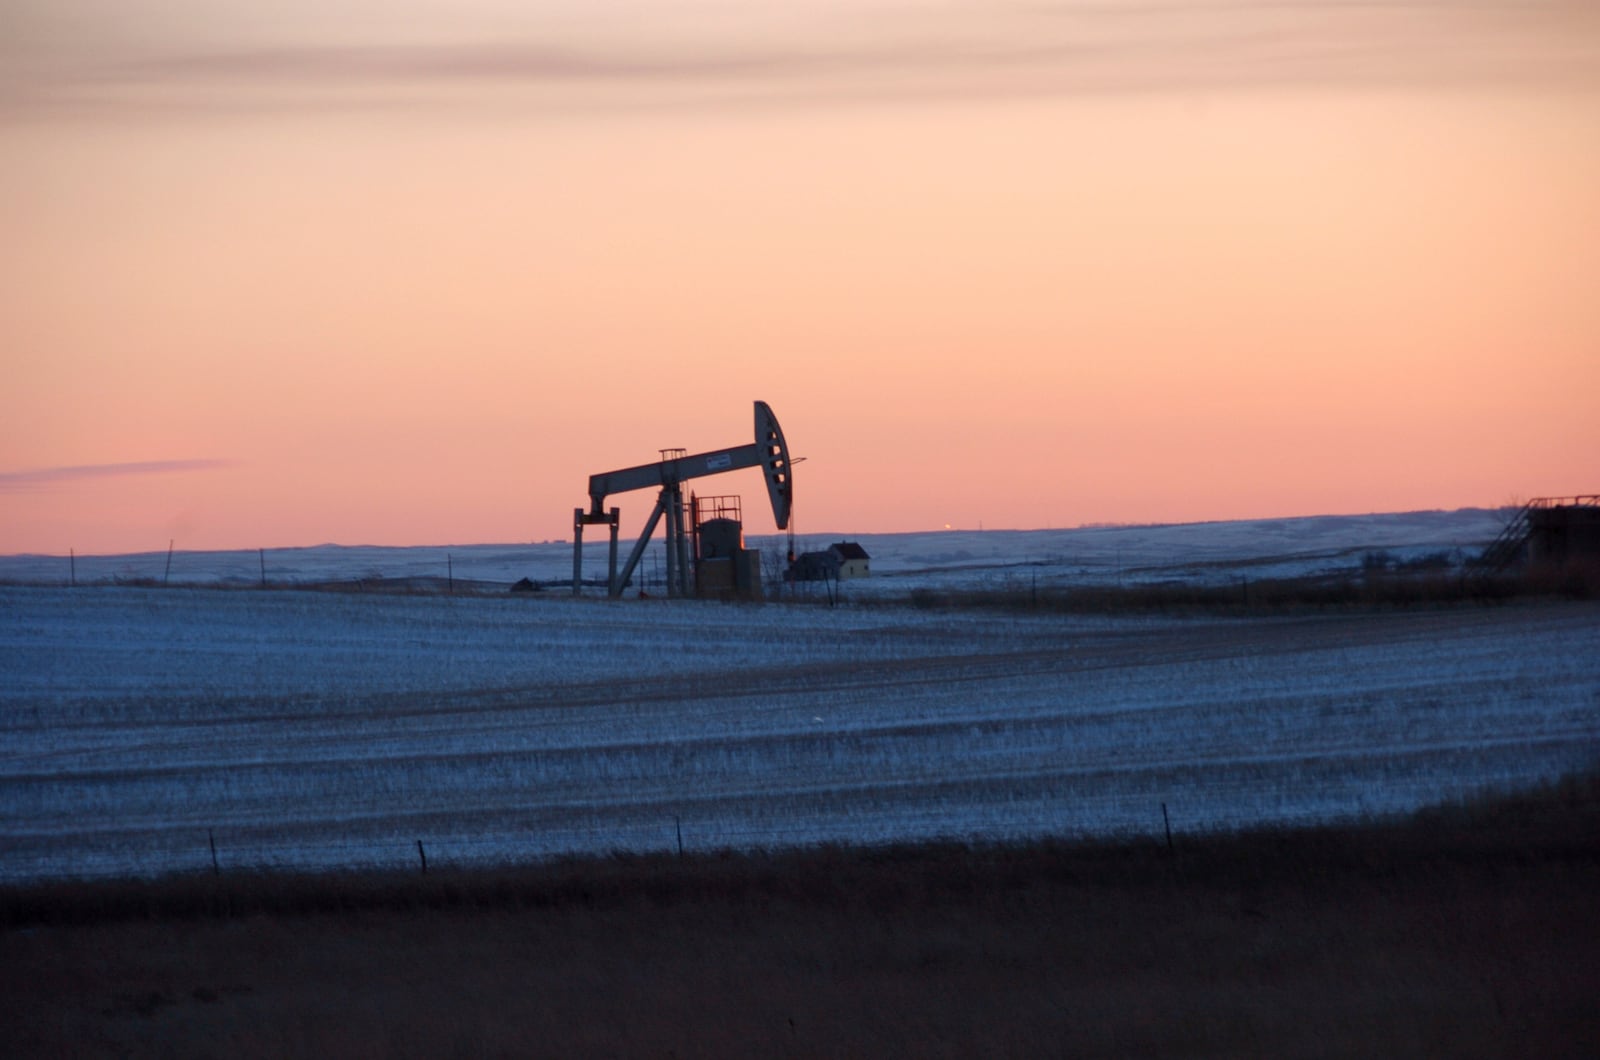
[3,802,1179,885]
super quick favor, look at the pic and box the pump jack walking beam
[573,401,793,598]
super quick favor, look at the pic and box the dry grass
[907,560,1600,615]
[4,777,1598,1058]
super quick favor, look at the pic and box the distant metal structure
[573,401,793,598]
[1478,495,1600,571]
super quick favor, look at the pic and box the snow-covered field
[0,507,1509,596]
[3,509,1596,883]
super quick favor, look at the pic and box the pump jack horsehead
[573,401,794,599]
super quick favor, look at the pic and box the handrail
[1522,495,1599,510]
[1477,503,1535,570]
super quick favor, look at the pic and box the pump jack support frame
[572,401,792,599]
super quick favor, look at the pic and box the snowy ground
[3,522,1597,882]
[0,507,1509,597]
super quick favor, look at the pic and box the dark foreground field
[3,777,1597,1059]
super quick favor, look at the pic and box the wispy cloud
[9,1,1597,115]
[0,459,236,493]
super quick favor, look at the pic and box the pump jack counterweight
[573,401,793,599]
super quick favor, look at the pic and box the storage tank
[698,518,743,560]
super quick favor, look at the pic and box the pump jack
[573,401,793,598]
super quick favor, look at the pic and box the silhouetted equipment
[689,495,763,600]
[573,401,793,599]
[1477,495,1600,571]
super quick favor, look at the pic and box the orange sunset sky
[2,1,1597,555]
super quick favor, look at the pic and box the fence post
[1161,803,1174,853]
[417,840,428,874]
[675,815,684,858]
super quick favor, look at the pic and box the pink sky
[3,2,1598,554]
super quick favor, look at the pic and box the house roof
[830,542,870,561]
